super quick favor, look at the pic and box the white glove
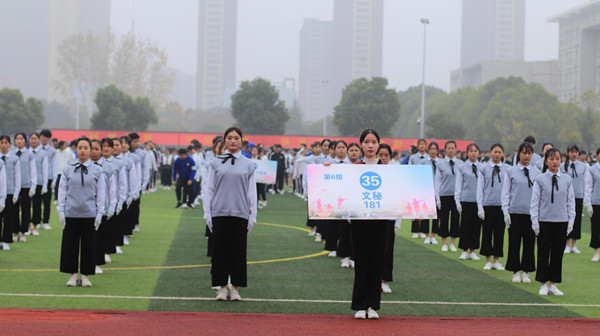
[126,197,133,208]
[94,215,102,231]
[134,191,141,200]
[394,220,401,233]
[107,210,115,221]
[13,194,19,204]
[116,203,123,215]
[587,204,594,217]
[59,213,66,229]
[28,187,36,198]
[436,196,441,210]
[0,204,4,213]
[42,186,48,195]
[567,221,574,236]
[456,203,462,215]
[206,218,213,233]
[477,207,485,220]
[532,221,540,236]
[504,214,511,228]
[247,220,254,234]
[51,180,56,189]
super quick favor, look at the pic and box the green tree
[91,85,157,131]
[230,78,289,134]
[392,85,447,138]
[333,77,400,137]
[573,90,600,151]
[0,88,44,134]
[42,100,75,129]
[424,110,465,139]
[284,101,305,135]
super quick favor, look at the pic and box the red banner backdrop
[51,130,473,151]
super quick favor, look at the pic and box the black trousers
[16,188,31,233]
[60,217,96,276]
[591,205,600,249]
[420,219,438,234]
[160,165,172,186]
[382,221,395,282]
[438,196,460,238]
[536,222,567,283]
[505,214,536,273]
[125,200,137,236]
[350,220,388,311]
[325,220,341,252]
[95,216,108,266]
[306,218,317,228]
[42,180,53,223]
[115,203,127,246]
[567,198,583,240]
[411,220,420,233]
[175,178,192,204]
[480,206,505,257]
[0,195,16,243]
[275,170,284,192]
[31,185,43,226]
[211,216,248,287]
[54,175,61,200]
[458,202,481,250]
[257,183,267,202]
[338,220,353,258]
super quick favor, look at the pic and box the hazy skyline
[111,0,585,93]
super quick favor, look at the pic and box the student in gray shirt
[27,132,48,236]
[530,148,575,296]
[584,147,600,263]
[560,145,587,254]
[0,135,21,250]
[409,138,429,239]
[12,132,37,242]
[455,143,482,261]
[434,140,463,252]
[40,129,57,231]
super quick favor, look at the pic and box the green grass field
[1,189,599,318]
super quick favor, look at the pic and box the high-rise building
[0,0,111,101]
[331,0,384,117]
[461,0,525,68]
[298,19,334,122]
[196,0,237,110]
[549,2,600,102]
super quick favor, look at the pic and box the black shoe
[175,203,182,209]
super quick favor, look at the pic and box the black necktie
[432,160,437,174]
[492,165,501,187]
[472,164,478,178]
[220,153,236,165]
[571,163,577,178]
[524,167,533,188]
[74,163,88,186]
[1,155,5,162]
[449,160,455,175]
[16,151,22,158]
[420,155,425,159]
[551,174,559,203]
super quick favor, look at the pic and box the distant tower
[460,0,525,68]
[331,0,384,113]
[196,0,237,110]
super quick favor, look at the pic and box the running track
[1,309,598,335]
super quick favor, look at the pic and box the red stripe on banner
[51,130,473,151]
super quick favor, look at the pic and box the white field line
[1,293,599,308]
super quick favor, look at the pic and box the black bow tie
[570,163,577,178]
[471,164,478,178]
[16,151,22,157]
[1,155,5,162]
[551,174,559,203]
[420,155,425,159]
[523,167,533,188]
[492,165,501,187]
[449,160,455,175]
[219,153,236,165]
[74,163,88,186]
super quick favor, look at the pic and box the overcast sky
[111,0,585,92]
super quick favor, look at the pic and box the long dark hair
[490,143,504,162]
[564,144,579,172]
[224,126,243,139]
[0,135,11,144]
[14,132,27,147]
[376,143,392,156]
[359,129,380,143]
[515,142,534,165]
[542,148,561,173]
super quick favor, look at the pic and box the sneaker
[548,284,564,296]
[19,234,26,242]
[315,234,322,242]
[419,233,427,238]
[521,272,531,283]
[424,237,431,244]
[133,225,140,232]
[116,246,123,254]
[449,244,457,252]
[80,276,92,287]
[564,245,571,254]
[354,310,367,319]
[308,229,316,237]
[66,274,78,287]
[411,233,419,239]
[367,307,379,319]
[512,272,521,283]
[1,242,10,251]
[571,246,581,254]
[32,229,40,236]
[229,287,242,301]
[187,203,195,209]
[483,262,492,270]
[123,236,130,246]
[180,203,189,209]
[53,200,58,205]
[24,231,32,236]
[95,266,103,274]
[328,251,337,257]
[492,262,505,271]
[592,255,600,262]
[349,260,355,268]
[441,245,448,252]
[105,254,112,263]
[381,282,392,294]
[459,251,468,260]
[430,237,439,245]
[216,287,229,301]
[539,284,549,295]
[469,252,480,261]
[341,257,350,268]
[41,223,52,230]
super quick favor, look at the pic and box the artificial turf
[0,189,598,318]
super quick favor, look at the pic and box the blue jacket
[172,155,196,181]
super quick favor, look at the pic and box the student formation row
[0,130,156,287]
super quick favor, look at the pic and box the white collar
[445,156,455,162]
[466,160,477,166]
[76,159,92,167]
[517,163,529,170]
[545,170,560,177]
[224,150,242,159]
[489,161,502,167]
